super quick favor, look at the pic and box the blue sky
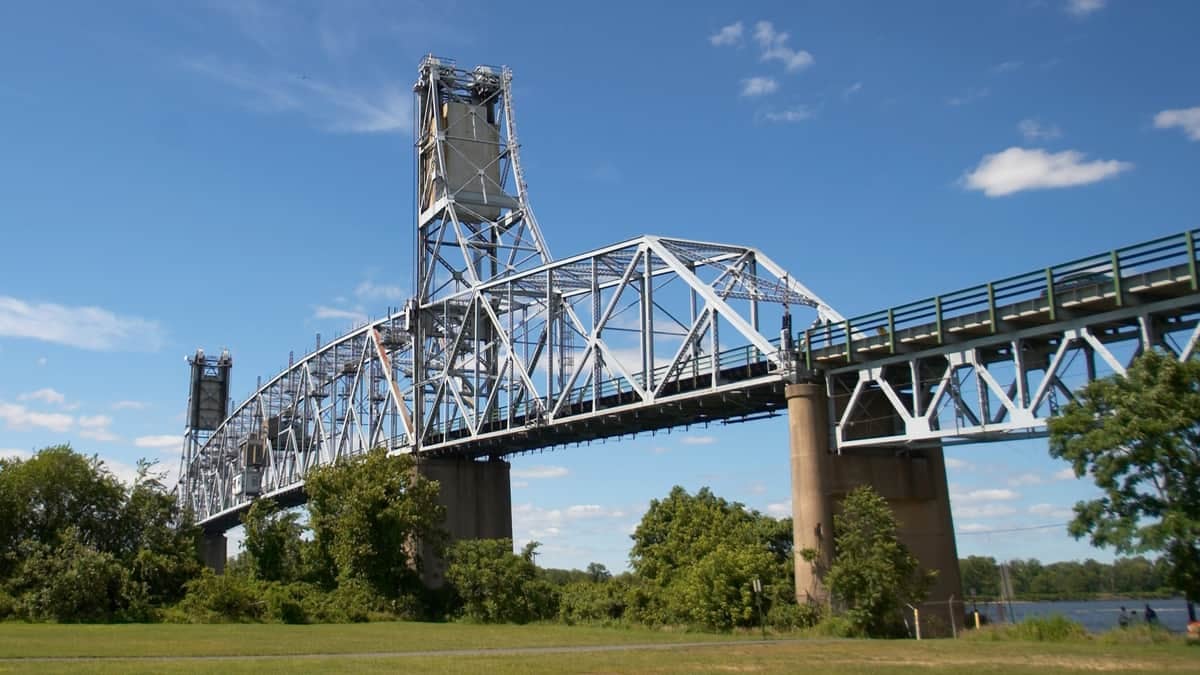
[2,0,1198,572]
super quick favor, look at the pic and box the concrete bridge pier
[416,456,513,587]
[786,382,962,635]
[200,532,227,574]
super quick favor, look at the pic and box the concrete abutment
[416,456,513,587]
[786,382,963,635]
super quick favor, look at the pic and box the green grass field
[0,622,1195,674]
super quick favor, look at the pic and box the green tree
[629,486,794,629]
[0,446,125,578]
[1047,349,1200,606]
[586,562,611,583]
[305,449,445,599]
[241,498,305,583]
[825,486,933,637]
[9,527,133,622]
[959,556,999,599]
[445,539,556,623]
[119,461,202,606]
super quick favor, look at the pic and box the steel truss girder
[830,295,1200,450]
[182,234,840,526]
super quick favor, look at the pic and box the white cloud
[354,281,406,302]
[112,400,148,410]
[1008,473,1043,487]
[680,435,716,446]
[962,147,1132,197]
[512,502,625,541]
[0,296,164,351]
[79,414,112,428]
[0,448,31,461]
[1054,467,1078,480]
[651,446,669,455]
[187,57,411,134]
[955,504,1018,518]
[947,87,990,106]
[762,105,815,123]
[565,505,607,519]
[512,480,529,489]
[135,434,183,451]
[0,402,73,433]
[843,82,863,99]
[36,357,47,367]
[313,305,368,324]
[709,21,744,47]
[1154,106,1200,141]
[766,500,792,518]
[952,487,1020,504]
[511,465,569,479]
[18,388,65,405]
[957,523,991,533]
[741,76,779,97]
[98,456,141,487]
[1029,503,1074,519]
[1018,119,1062,141]
[79,415,118,441]
[753,21,814,72]
[1066,0,1105,17]
[992,60,1023,73]
[748,482,768,496]
[945,457,973,470]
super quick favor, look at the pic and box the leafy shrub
[965,614,1088,642]
[9,529,134,622]
[559,580,628,625]
[176,570,263,623]
[767,600,822,630]
[262,583,309,624]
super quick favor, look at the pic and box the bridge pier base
[416,457,513,588]
[786,383,962,636]
[200,532,227,574]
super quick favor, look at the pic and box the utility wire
[956,522,1069,535]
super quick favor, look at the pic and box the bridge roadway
[193,229,1200,533]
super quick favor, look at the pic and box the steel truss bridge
[178,56,1200,531]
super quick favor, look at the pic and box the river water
[970,598,1192,633]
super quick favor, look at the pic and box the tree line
[0,445,930,636]
[959,555,1176,602]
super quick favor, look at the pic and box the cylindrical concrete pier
[201,532,227,574]
[786,382,834,605]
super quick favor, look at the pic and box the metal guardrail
[802,229,1200,366]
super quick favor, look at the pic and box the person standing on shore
[1144,604,1158,625]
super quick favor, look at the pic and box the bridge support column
[787,383,963,635]
[416,457,513,588]
[201,532,226,574]
[786,382,835,605]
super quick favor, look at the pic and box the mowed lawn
[0,623,1196,674]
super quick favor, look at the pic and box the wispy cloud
[135,435,182,452]
[354,281,406,302]
[1029,503,1074,519]
[1008,472,1043,487]
[79,414,119,442]
[186,57,411,134]
[709,21,744,47]
[112,400,148,411]
[992,60,1023,74]
[0,402,73,433]
[962,147,1131,197]
[0,296,164,351]
[0,448,31,461]
[1066,0,1106,17]
[945,457,973,470]
[951,487,1020,504]
[842,82,863,99]
[761,105,816,123]
[1018,118,1063,141]
[766,499,792,518]
[1054,467,1078,480]
[955,503,1018,518]
[18,388,65,406]
[741,76,779,97]
[753,21,814,72]
[1154,106,1200,141]
[947,87,990,106]
[680,435,717,446]
[511,465,569,479]
[313,305,368,324]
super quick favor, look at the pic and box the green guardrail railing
[803,228,1200,364]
